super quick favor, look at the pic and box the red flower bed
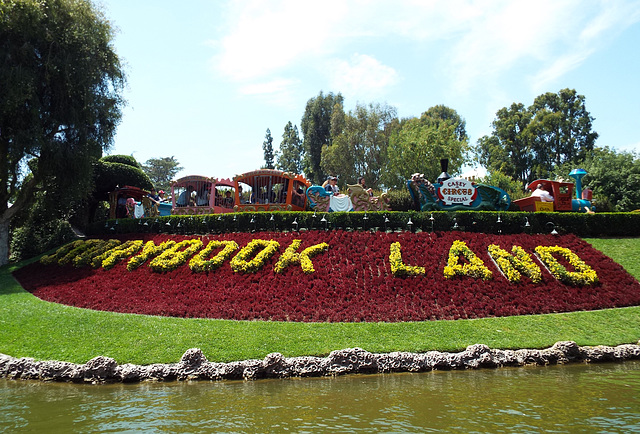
[13,231,640,322]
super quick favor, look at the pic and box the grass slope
[1,238,638,365]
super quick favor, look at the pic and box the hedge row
[85,211,640,238]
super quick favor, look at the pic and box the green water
[2,361,640,433]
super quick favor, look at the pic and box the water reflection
[1,361,640,433]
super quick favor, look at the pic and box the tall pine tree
[277,122,303,173]
[262,128,275,169]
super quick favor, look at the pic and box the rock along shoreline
[1,341,639,384]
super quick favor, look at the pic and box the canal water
[2,361,639,433]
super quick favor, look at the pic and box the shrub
[100,154,142,168]
[478,171,527,200]
[10,218,77,262]
[386,188,414,211]
[93,160,153,200]
[86,210,640,238]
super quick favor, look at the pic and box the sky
[101,0,640,181]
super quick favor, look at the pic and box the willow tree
[383,106,470,189]
[321,102,398,189]
[0,0,125,265]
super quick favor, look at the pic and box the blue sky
[102,0,640,181]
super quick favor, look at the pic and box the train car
[108,185,171,218]
[171,175,236,215]
[232,169,310,212]
[405,159,511,212]
[407,175,511,212]
[512,169,594,213]
[306,184,391,212]
[108,185,149,219]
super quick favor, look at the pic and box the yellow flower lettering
[443,240,492,280]
[389,242,425,277]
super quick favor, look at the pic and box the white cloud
[209,0,640,105]
[434,0,640,97]
[530,1,640,92]
[530,51,593,93]
[239,78,299,96]
[616,141,640,154]
[238,78,301,107]
[445,0,581,93]
[326,54,399,100]
[211,0,349,81]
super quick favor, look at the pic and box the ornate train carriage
[108,185,173,219]
[233,169,311,212]
[171,175,236,215]
[108,185,150,219]
[306,184,391,212]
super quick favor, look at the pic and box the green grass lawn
[1,238,638,365]
[584,237,640,279]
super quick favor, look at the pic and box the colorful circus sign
[437,178,478,206]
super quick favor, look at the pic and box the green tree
[141,156,183,192]
[276,122,303,174]
[9,191,77,262]
[262,128,275,169]
[576,147,640,212]
[321,102,397,188]
[301,91,344,183]
[476,103,534,185]
[420,104,468,143]
[383,106,470,189]
[528,88,598,173]
[476,89,598,186]
[0,0,125,265]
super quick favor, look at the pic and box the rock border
[1,341,639,384]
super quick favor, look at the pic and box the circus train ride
[406,160,593,213]
[108,161,594,220]
[170,170,311,215]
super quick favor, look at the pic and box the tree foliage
[276,122,303,174]
[262,129,275,169]
[576,147,640,212]
[300,91,344,183]
[0,0,125,265]
[9,191,77,262]
[420,105,469,143]
[477,171,526,201]
[321,102,397,188]
[141,156,182,192]
[476,103,534,184]
[103,154,142,169]
[528,89,598,171]
[383,106,470,189]
[476,89,597,186]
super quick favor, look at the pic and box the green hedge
[85,211,640,238]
